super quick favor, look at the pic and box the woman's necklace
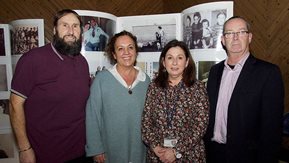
[119,68,137,95]
[128,85,133,94]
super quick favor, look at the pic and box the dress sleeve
[141,83,161,149]
[85,76,105,156]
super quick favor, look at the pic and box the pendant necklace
[126,69,137,95]
[128,85,133,94]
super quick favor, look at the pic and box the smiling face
[54,13,81,45]
[113,35,137,68]
[221,18,252,57]
[193,15,200,24]
[53,12,83,56]
[162,46,188,84]
[202,21,209,28]
[217,13,226,25]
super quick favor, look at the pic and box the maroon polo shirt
[11,43,90,163]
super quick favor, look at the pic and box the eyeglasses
[223,31,249,39]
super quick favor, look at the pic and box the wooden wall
[0,0,288,113]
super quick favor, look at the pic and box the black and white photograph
[0,25,12,57]
[118,13,180,54]
[183,9,228,50]
[211,9,227,49]
[0,29,5,56]
[134,24,176,52]
[197,61,218,84]
[0,65,7,92]
[137,61,159,80]
[0,100,9,115]
[9,19,45,71]
[0,62,12,100]
[9,19,44,55]
[11,26,39,55]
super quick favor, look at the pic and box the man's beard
[53,32,82,56]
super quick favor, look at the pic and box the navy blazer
[204,54,284,163]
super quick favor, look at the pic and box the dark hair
[201,19,210,26]
[154,39,196,88]
[104,30,138,65]
[216,11,227,19]
[53,9,83,32]
[186,15,191,23]
[193,12,201,20]
[223,16,251,35]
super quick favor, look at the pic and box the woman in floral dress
[141,39,209,163]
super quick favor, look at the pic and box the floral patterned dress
[141,80,209,162]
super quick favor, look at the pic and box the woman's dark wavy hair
[154,39,196,88]
[104,30,138,65]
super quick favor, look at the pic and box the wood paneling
[0,0,164,42]
[0,0,288,113]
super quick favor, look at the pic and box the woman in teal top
[86,30,150,163]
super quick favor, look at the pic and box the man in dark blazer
[204,16,284,163]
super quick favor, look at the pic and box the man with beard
[9,9,90,163]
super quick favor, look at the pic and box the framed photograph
[0,63,12,100]
[118,13,181,54]
[9,19,44,56]
[81,16,115,52]
[137,61,159,80]
[0,25,12,57]
[9,19,44,71]
[0,29,5,56]
[0,99,9,115]
[0,25,12,100]
[74,10,117,74]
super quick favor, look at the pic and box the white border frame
[9,19,45,70]
[74,10,118,74]
[0,24,12,100]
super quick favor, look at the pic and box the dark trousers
[206,141,227,163]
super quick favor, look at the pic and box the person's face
[186,18,191,26]
[113,35,137,68]
[84,24,90,31]
[203,21,209,28]
[221,18,252,56]
[217,14,226,25]
[193,16,200,24]
[90,19,96,27]
[162,46,188,82]
[54,13,81,45]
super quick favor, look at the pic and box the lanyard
[164,86,180,128]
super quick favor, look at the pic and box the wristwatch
[173,148,182,159]
[175,151,182,159]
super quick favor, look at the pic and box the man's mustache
[64,34,77,40]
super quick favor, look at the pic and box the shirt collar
[224,52,250,70]
[108,64,147,88]
[50,43,64,61]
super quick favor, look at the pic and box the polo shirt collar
[50,43,64,61]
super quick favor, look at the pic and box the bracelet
[19,146,32,153]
